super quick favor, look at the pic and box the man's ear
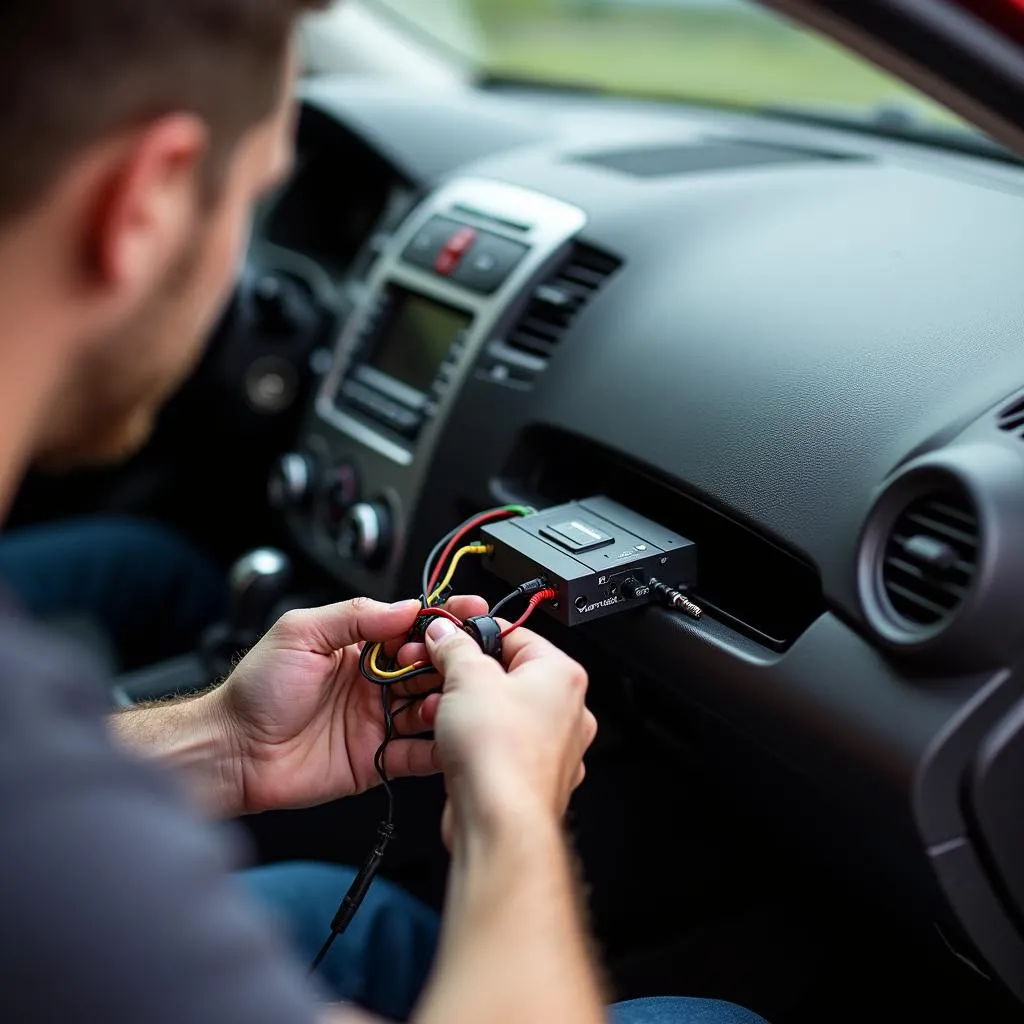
[90,114,209,298]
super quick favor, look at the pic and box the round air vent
[860,444,1024,672]
[880,487,980,631]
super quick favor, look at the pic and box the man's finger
[424,618,500,686]
[389,672,441,706]
[394,691,441,734]
[443,594,489,621]
[396,641,427,667]
[390,596,490,666]
[382,738,441,780]
[271,598,422,653]
[495,623,569,672]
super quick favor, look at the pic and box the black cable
[489,588,524,619]
[308,818,395,973]
[358,641,439,688]
[489,578,550,619]
[376,681,395,824]
[420,506,530,600]
[393,689,441,719]
[310,930,337,972]
[312,667,400,973]
[314,512,529,974]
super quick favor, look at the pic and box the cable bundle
[313,503,557,970]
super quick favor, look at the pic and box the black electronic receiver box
[482,496,697,626]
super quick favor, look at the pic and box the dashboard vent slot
[881,488,979,628]
[571,140,855,179]
[505,246,621,362]
[996,394,1024,438]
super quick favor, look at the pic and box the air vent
[505,245,621,363]
[880,488,979,629]
[997,394,1024,438]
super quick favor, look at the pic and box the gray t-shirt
[0,604,319,1023]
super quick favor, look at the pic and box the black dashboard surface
[298,75,1024,617]
[261,75,1024,1000]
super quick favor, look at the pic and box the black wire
[358,641,439,688]
[489,588,524,618]
[310,932,337,972]
[374,682,395,824]
[420,506,522,599]
[393,689,441,718]
[316,513,517,971]
[313,521,494,975]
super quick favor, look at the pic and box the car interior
[9,1,1024,1020]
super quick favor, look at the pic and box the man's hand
[411,618,597,846]
[407,620,605,1024]
[208,594,487,815]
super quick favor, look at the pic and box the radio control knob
[323,461,360,527]
[253,272,317,339]
[338,500,393,570]
[268,452,314,511]
[620,577,651,601]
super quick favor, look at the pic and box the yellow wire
[365,543,493,682]
[427,543,492,605]
[368,641,425,680]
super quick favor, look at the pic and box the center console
[271,178,588,597]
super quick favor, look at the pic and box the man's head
[0,1,323,466]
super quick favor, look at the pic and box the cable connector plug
[517,577,549,596]
[650,578,703,620]
[323,821,395,945]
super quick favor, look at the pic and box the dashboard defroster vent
[505,245,621,363]
[996,394,1024,439]
[880,488,979,629]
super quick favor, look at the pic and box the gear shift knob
[201,548,293,680]
[228,548,292,640]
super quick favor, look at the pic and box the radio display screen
[366,287,472,395]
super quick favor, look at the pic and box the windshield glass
[367,0,965,130]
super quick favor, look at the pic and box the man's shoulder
[0,604,320,1024]
[0,603,108,730]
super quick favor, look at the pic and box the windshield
[366,0,965,131]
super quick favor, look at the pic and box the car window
[365,0,966,130]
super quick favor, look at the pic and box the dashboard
[250,74,1024,1001]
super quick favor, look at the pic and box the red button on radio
[434,226,478,276]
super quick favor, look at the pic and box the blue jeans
[0,515,226,670]
[240,862,769,1024]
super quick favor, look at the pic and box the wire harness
[311,503,556,971]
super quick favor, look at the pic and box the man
[0,3,769,1022]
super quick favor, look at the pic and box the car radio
[331,283,474,442]
[326,210,536,446]
[293,179,589,593]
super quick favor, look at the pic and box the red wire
[500,588,558,638]
[427,509,519,594]
[416,607,463,628]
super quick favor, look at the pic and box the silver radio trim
[316,178,588,465]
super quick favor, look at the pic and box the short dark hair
[0,0,325,223]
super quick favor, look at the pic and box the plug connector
[518,577,549,596]
[650,578,703,620]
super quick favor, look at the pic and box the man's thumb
[425,617,485,677]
